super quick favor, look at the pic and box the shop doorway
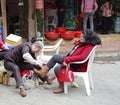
[6,0,20,35]
[44,0,81,31]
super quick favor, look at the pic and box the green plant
[36,9,44,33]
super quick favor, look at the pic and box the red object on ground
[55,27,66,33]
[74,31,82,38]
[61,31,75,40]
[44,31,60,40]
[20,69,33,78]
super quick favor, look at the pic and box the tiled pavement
[97,34,120,52]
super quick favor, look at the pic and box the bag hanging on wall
[58,66,74,82]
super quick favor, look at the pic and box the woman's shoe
[47,75,56,85]
[34,66,49,78]
[53,87,64,93]
[20,87,26,97]
[53,82,64,93]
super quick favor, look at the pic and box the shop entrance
[44,0,81,31]
[6,0,20,35]
[45,0,120,33]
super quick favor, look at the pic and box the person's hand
[74,39,80,45]
[42,63,47,66]
[34,62,39,66]
[63,61,67,66]
[34,61,42,67]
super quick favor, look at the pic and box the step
[44,33,120,58]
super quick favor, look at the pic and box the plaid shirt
[101,2,112,17]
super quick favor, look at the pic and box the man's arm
[23,53,43,67]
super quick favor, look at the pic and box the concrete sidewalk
[0,34,120,105]
[0,60,120,105]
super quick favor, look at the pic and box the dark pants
[0,50,10,60]
[54,65,62,77]
[57,10,65,27]
[4,59,48,87]
[47,54,80,78]
[102,16,111,33]
[83,12,94,33]
[46,54,64,77]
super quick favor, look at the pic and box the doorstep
[44,33,120,59]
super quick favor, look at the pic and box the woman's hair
[83,29,102,46]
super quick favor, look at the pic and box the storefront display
[44,0,120,32]
[114,0,120,16]
[114,17,120,33]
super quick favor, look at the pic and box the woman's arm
[64,45,94,64]
[81,0,84,13]
[93,1,98,13]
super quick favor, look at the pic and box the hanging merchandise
[35,0,43,9]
